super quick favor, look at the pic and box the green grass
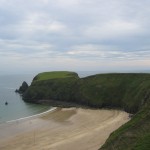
[133,134,150,150]
[76,73,150,112]
[33,71,79,81]
[22,72,150,150]
[100,103,150,150]
[25,73,150,113]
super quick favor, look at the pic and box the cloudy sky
[0,0,150,74]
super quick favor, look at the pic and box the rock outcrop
[15,81,29,94]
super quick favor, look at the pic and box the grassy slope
[24,73,150,113]
[75,73,150,113]
[100,103,150,150]
[23,72,150,150]
[23,71,79,102]
[33,71,79,81]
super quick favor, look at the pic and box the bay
[0,71,117,123]
[0,74,50,123]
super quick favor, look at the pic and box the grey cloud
[0,0,150,73]
[66,44,150,60]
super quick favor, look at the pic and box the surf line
[7,107,57,123]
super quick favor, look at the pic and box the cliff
[21,71,150,149]
[15,81,29,94]
[23,72,150,113]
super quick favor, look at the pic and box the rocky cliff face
[15,81,29,94]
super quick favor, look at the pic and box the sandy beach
[0,108,130,150]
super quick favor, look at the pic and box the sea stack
[15,81,29,94]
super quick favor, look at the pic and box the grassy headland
[23,72,150,113]
[22,71,150,149]
[33,71,79,81]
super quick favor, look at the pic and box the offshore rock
[15,81,28,94]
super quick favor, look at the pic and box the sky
[0,0,150,74]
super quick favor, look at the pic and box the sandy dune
[0,108,130,150]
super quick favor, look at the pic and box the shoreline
[0,107,130,150]
[6,107,57,124]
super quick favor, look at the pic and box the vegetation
[24,73,150,113]
[32,71,79,81]
[100,102,150,150]
[21,71,150,149]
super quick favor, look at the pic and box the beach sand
[0,108,130,150]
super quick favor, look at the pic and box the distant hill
[22,71,150,150]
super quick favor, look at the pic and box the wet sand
[0,108,130,150]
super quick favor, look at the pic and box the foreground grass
[133,134,150,150]
[100,103,150,150]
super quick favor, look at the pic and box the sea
[0,74,51,123]
[0,70,149,123]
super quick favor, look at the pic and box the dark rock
[15,89,19,93]
[16,81,29,94]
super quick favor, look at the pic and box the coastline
[0,107,130,150]
[6,107,57,123]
